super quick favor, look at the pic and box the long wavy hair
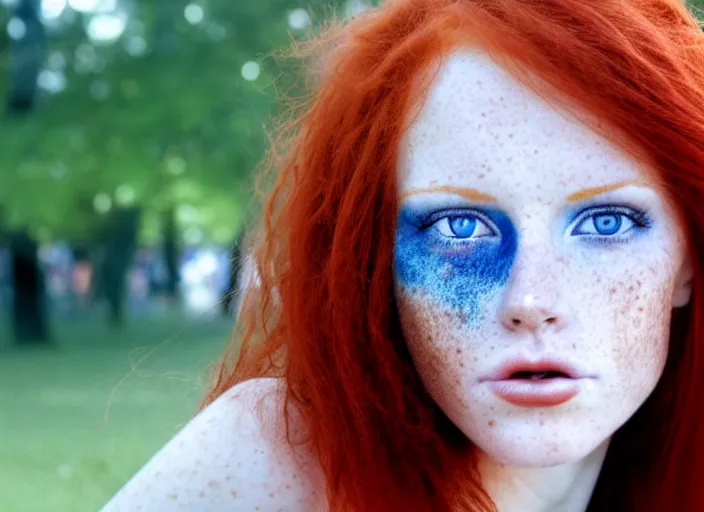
[203,0,704,510]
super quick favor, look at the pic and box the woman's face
[394,49,692,467]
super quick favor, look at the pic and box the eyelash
[419,208,497,234]
[418,205,652,243]
[569,205,653,244]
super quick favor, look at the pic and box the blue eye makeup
[394,198,655,325]
[394,205,517,323]
[418,208,498,241]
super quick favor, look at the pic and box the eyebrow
[400,186,497,203]
[401,179,651,204]
[565,179,650,202]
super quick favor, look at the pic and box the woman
[103,0,703,510]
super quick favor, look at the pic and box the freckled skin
[100,379,325,511]
[394,48,691,476]
[101,49,692,512]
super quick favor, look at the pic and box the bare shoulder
[101,378,325,512]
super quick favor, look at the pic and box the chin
[471,423,610,468]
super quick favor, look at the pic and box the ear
[672,254,693,309]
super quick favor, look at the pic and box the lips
[483,357,589,407]
[490,357,582,381]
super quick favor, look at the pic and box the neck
[477,440,610,512]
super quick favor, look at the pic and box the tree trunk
[221,232,244,317]
[11,229,49,344]
[163,208,180,301]
[101,207,140,327]
[7,0,45,115]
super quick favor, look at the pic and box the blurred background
[0,0,374,510]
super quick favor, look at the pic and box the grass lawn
[0,311,233,512]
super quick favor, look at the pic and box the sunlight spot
[241,61,260,82]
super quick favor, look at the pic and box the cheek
[395,291,488,396]
[590,263,674,396]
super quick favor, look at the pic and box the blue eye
[433,214,495,239]
[450,217,476,237]
[592,213,621,235]
[571,207,651,238]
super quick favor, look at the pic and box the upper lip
[483,356,587,381]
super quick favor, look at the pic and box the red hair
[204,1,704,510]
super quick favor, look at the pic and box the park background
[0,0,702,511]
[0,0,368,510]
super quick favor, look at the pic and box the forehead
[398,49,650,197]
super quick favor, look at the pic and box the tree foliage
[0,0,345,246]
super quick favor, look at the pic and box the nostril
[545,316,557,324]
[512,318,521,327]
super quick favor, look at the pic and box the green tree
[0,0,348,333]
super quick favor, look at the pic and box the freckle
[168,493,178,500]
[270,492,275,498]
[609,288,616,295]
[208,480,220,489]
[230,490,238,498]
[628,286,635,293]
[488,420,496,427]
[473,357,478,362]
[199,491,205,498]
[286,484,291,490]
[456,348,462,354]
[540,420,545,426]
[572,343,576,349]
[478,173,485,179]
[637,307,644,312]
[460,362,465,368]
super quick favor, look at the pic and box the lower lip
[488,378,581,407]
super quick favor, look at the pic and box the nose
[498,246,569,334]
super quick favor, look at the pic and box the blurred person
[103,0,704,511]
